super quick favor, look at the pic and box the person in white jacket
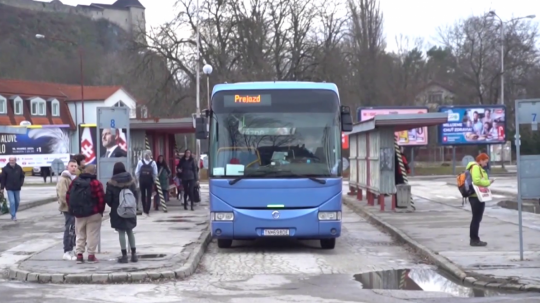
[56,159,79,260]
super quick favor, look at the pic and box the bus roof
[212,81,339,97]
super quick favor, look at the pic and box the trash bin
[396,184,411,208]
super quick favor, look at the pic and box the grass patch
[413,166,506,176]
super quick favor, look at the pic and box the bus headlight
[210,212,234,221]
[318,211,341,221]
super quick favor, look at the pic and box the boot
[470,239,487,247]
[118,249,128,263]
[184,202,187,210]
[131,248,138,262]
[191,202,194,211]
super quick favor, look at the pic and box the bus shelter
[347,113,448,211]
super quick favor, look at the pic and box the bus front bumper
[210,208,341,240]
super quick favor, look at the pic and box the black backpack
[68,178,94,217]
[139,160,154,184]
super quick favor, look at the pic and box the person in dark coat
[105,162,138,263]
[176,149,199,211]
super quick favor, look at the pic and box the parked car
[32,167,55,176]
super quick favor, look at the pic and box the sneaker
[87,255,98,263]
[63,251,76,261]
[118,255,128,263]
[76,254,84,264]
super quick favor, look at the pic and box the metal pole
[515,113,524,261]
[500,22,505,169]
[79,48,85,124]
[410,148,415,176]
[452,146,456,176]
[207,76,210,110]
[195,0,201,167]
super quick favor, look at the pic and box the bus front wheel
[320,239,336,249]
[217,239,233,248]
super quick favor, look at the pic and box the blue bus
[195,81,352,249]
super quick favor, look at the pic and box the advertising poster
[438,106,506,145]
[357,107,429,146]
[0,127,70,167]
[79,125,128,163]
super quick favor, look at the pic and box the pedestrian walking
[135,150,157,217]
[66,165,105,263]
[155,155,171,210]
[177,149,199,211]
[40,166,51,183]
[467,153,493,247]
[0,157,25,221]
[105,162,138,263]
[57,159,78,261]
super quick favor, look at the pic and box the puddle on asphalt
[354,268,515,297]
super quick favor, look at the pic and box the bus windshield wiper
[229,169,290,185]
[284,173,327,184]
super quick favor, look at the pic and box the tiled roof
[0,79,127,129]
[0,79,122,101]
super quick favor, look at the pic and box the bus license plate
[263,229,290,236]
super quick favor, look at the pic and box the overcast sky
[42,0,539,51]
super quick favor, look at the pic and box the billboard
[357,107,429,146]
[79,124,128,164]
[438,106,506,145]
[0,126,70,167]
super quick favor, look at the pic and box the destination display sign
[224,94,272,106]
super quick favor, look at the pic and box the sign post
[50,158,65,183]
[514,99,540,261]
[96,107,130,253]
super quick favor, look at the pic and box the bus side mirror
[195,117,208,140]
[341,105,353,132]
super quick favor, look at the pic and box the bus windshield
[209,89,342,178]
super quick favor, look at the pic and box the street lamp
[35,34,86,123]
[202,64,213,110]
[486,12,535,169]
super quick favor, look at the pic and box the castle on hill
[0,0,146,39]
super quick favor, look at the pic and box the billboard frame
[356,106,430,146]
[437,104,507,146]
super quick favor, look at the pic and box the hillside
[0,3,129,84]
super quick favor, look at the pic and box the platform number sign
[110,119,116,128]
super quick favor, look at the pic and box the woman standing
[176,149,199,211]
[155,155,171,210]
[105,162,138,263]
[467,153,494,247]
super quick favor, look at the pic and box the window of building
[31,98,46,116]
[13,97,23,115]
[428,93,443,104]
[51,100,60,116]
[0,96,6,114]
[141,106,148,118]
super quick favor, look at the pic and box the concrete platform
[7,185,210,284]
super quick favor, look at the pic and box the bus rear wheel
[320,238,336,249]
[217,239,233,248]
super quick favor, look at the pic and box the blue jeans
[7,190,20,219]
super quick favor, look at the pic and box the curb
[444,182,515,197]
[7,223,212,284]
[342,195,540,292]
[2,197,56,215]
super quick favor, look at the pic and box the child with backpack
[105,162,139,263]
